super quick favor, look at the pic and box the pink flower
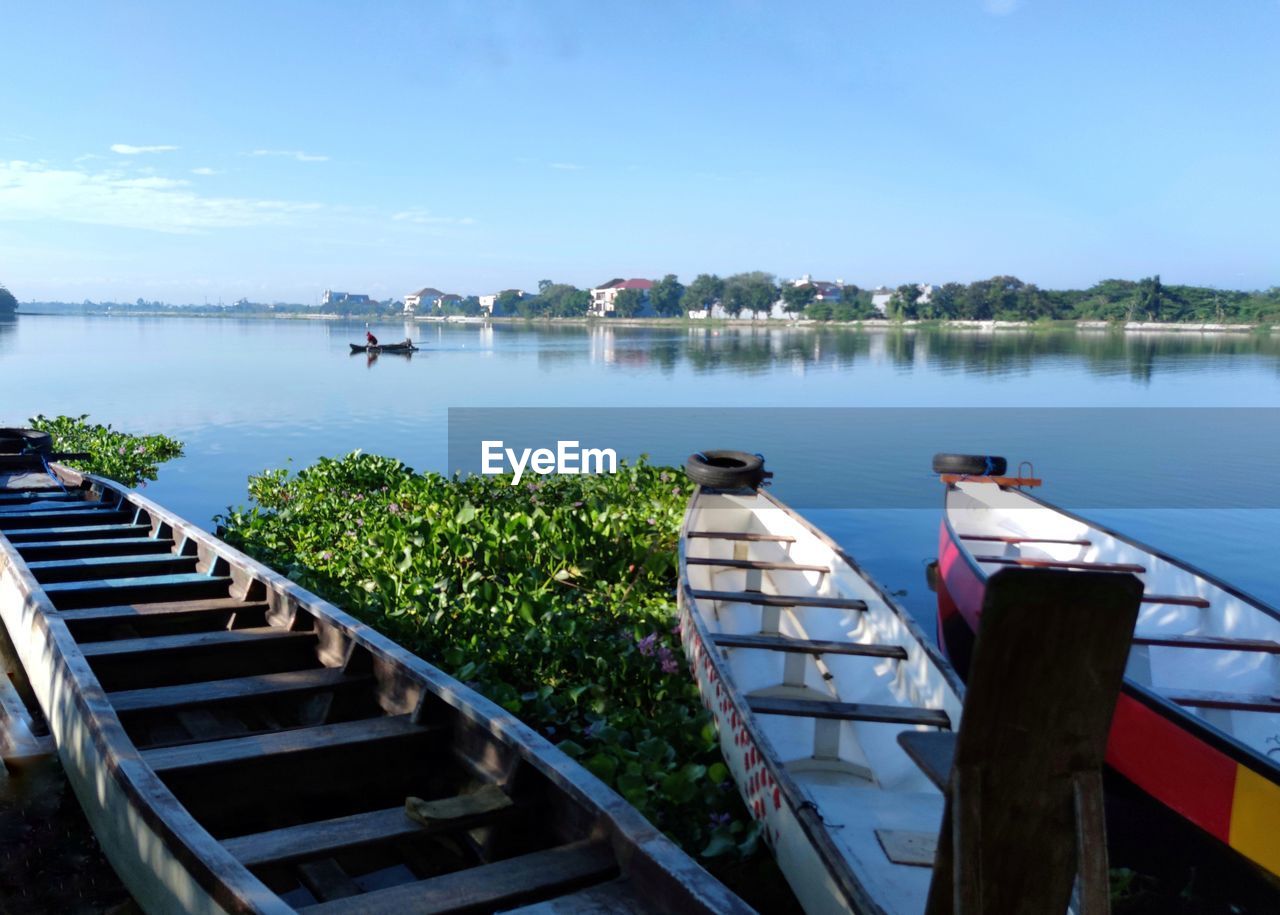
[637,633,658,656]
[117,445,126,455]
[388,503,401,514]
[661,657,679,675]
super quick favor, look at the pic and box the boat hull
[936,513,1280,879]
[349,343,417,354]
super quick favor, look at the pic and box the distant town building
[403,287,444,314]
[791,274,844,301]
[589,278,654,317]
[322,290,371,308]
[478,290,527,316]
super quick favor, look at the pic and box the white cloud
[110,143,180,155]
[981,0,1020,15]
[249,149,329,162]
[191,167,219,176]
[0,160,321,233]
[549,162,584,171]
[392,208,477,226]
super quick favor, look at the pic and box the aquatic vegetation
[28,413,184,487]
[218,453,756,858]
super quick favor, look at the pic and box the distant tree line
[12,274,1280,323]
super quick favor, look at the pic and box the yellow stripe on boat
[1229,763,1280,876]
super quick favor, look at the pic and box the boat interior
[683,489,964,910]
[0,472,699,913]
[947,480,1280,758]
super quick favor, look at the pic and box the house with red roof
[588,278,654,317]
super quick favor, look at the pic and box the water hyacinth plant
[217,453,761,861]
[27,413,184,487]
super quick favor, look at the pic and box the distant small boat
[0,455,751,914]
[350,341,418,354]
[933,453,1280,882]
[678,452,964,914]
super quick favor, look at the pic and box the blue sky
[1,1,1278,303]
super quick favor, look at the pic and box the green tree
[781,283,816,313]
[495,289,525,314]
[612,288,644,317]
[0,284,15,315]
[1134,275,1163,321]
[682,273,724,314]
[649,274,685,316]
[723,272,778,316]
[888,283,921,319]
[805,301,834,321]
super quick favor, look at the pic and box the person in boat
[366,327,379,347]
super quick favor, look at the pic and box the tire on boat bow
[685,450,770,489]
[932,453,1007,476]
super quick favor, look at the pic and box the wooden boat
[0,459,750,914]
[678,483,964,914]
[934,461,1280,882]
[349,342,417,354]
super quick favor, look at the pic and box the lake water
[2,314,1279,631]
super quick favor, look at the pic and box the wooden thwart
[686,557,829,573]
[2,523,151,542]
[26,553,195,583]
[107,667,366,714]
[1141,594,1211,609]
[1133,633,1280,654]
[79,626,312,658]
[14,537,175,561]
[59,597,268,624]
[691,589,868,611]
[300,839,616,915]
[687,531,796,543]
[748,695,951,728]
[973,556,1146,573]
[224,795,522,867]
[1166,689,1280,713]
[143,713,426,773]
[712,631,908,659]
[955,534,1092,546]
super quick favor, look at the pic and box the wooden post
[923,568,1141,915]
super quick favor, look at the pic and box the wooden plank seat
[26,553,197,584]
[1166,690,1280,713]
[1,523,152,543]
[13,536,175,561]
[1132,634,1280,654]
[58,598,268,625]
[299,839,617,915]
[78,626,314,659]
[898,731,959,790]
[224,794,524,867]
[0,491,82,505]
[686,531,796,543]
[691,589,868,611]
[956,534,1092,546]
[143,714,428,774]
[686,557,829,573]
[712,632,908,659]
[42,573,233,609]
[0,506,132,528]
[748,695,951,728]
[107,668,369,714]
[973,555,1146,573]
[1141,594,1212,609]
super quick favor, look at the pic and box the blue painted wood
[2,523,152,542]
[79,626,315,659]
[14,538,173,561]
[43,573,232,609]
[0,508,133,529]
[28,554,197,584]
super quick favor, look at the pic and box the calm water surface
[3,314,1279,628]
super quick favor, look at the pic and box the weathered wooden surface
[922,568,1141,915]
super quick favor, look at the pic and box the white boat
[677,480,964,914]
[935,463,1280,882]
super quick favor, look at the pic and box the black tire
[686,450,767,489]
[0,428,53,455]
[931,453,1006,476]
